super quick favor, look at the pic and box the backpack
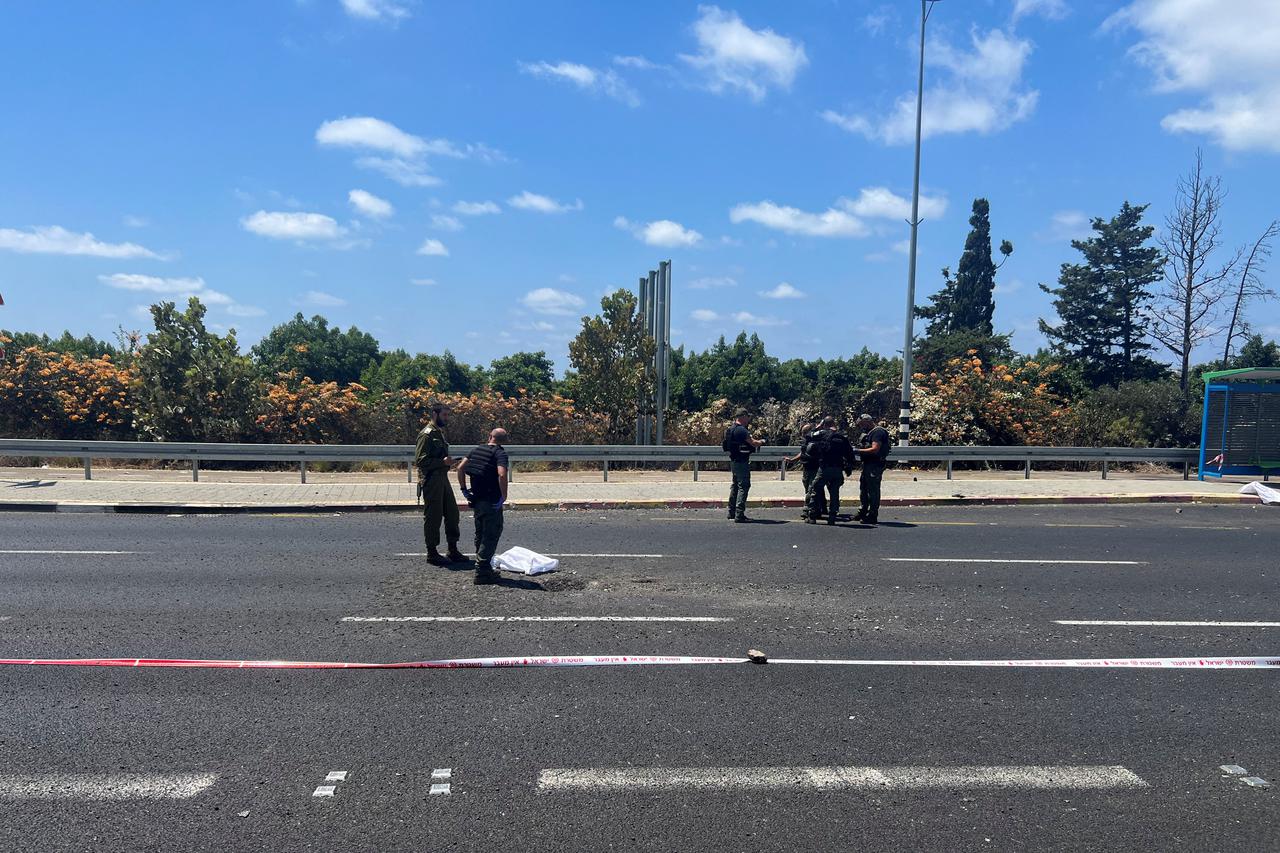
[721,428,733,453]
[805,429,834,465]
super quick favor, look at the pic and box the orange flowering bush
[0,341,136,439]
[255,371,367,444]
[909,352,1068,446]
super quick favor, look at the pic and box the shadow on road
[8,480,57,489]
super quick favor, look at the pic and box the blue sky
[1,0,1277,373]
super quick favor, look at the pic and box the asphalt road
[2,503,1278,851]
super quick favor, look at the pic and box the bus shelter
[1199,367,1280,480]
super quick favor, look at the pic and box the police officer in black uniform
[804,416,856,525]
[854,413,892,525]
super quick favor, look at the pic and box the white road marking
[1057,620,1280,628]
[0,773,216,800]
[885,558,1147,565]
[1045,523,1126,528]
[312,785,336,798]
[395,552,668,558]
[536,766,1148,792]
[429,783,451,795]
[0,550,142,555]
[325,770,348,782]
[432,768,452,780]
[341,615,733,623]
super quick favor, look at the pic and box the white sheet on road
[1240,481,1280,505]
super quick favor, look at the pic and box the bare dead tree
[1148,149,1239,392]
[1221,219,1279,367]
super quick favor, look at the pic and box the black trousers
[860,465,884,518]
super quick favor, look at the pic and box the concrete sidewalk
[0,465,1262,513]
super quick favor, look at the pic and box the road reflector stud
[1243,777,1271,788]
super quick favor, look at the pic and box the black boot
[474,563,500,585]
[446,544,466,563]
[427,548,450,567]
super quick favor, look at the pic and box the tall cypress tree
[951,198,999,336]
[1039,201,1163,385]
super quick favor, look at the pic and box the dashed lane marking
[536,765,1149,792]
[886,558,1147,565]
[1057,620,1280,628]
[0,550,143,555]
[312,785,336,798]
[325,770,348,782]
[341,616,734,623]
[0,773,217,800]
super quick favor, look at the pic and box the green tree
[0,330,118,358]
[251,313,380,385]
[566,289,655,441]
[133,298,261,441]
[918,199,1012,337]
[359,349,485,395]
[1039,201,1165,385]
[1230,335,1280,369]
[488,351,555,397]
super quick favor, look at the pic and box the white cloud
[842,186,947,220]
[355,156,439,187]
[1106,0,1280,153]
[691,308,721,322]
[824,28,1038,144]
[521,287,585,316]
[348,189,394,219]
[1039,210,1094,242]
[761,282,805,299]
[1013,0,1069,21]
[340,0,409,21]
[416,238,449,256]
[862,8,892,35]
[729,200,868,238]
[508,191,583,214]
[682,5,808,101]
[122,215,149,228]
[614,55,660,70]
[452,200,501,216]
[689,276,737,289]
[892,238,912,254]
[0,225,161,259]
[99,273,261,316]
[518,60,640,107]
[410,278,437,286]
[732,311,788,327]
[317,116,426,158]
[305,290,347,307]
[430,214,463,232]
[615,216,703,247]
[241,210,346,241]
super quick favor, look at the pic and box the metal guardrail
[0,438,1200,483]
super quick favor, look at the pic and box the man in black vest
[854,414,892,525]
[805,416,856,525]
[723,409,763,523]
[786,421,826,521]
[456,428,510,585]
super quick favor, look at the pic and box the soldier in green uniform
[414,402,464,567]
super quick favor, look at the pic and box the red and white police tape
[1,654,1278,670]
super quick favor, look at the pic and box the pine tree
[1039,201,1163,385]
[951,199,1000,336]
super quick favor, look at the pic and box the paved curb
[0,493,1260,515]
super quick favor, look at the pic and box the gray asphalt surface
[2,503,1278,851]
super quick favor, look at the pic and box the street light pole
[899,0,937,447]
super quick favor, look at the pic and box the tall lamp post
[898,0,938,447]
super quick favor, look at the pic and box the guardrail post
[508,461,514,482]
[779,460,785,481]
[1101,460,1108,480]
[407,461,413,483]
[192,460,199,482]
[1024,459,1031,480]
[300,461,307,484]
[946,460,953,480]
[1183,462,1190,481]
[693,460,699,481]
[83,456,91,480]
[603,459,609,482]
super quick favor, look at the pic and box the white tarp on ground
[1240,482,1280,505]
[494,546,559,575]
